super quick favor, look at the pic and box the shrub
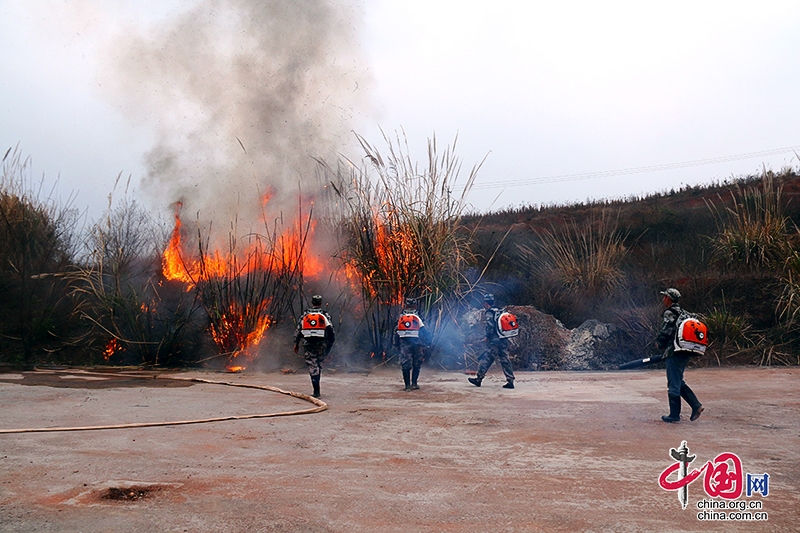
[0,147,79,368]
[777,246,800,327]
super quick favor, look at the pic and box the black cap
[311,294,323,306]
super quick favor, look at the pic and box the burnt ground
[0,366,797,532]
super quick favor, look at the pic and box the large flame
[161,202,329,371]
[344,211,422,306]
[162,211,230,287]
[162,211,192,284]
[163,210,325,286]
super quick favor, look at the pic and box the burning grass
[161,202,314,370]
[6,143,800,369]
[324,131,484,358]
[71,196,201,367]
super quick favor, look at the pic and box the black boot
[502,380,514,389]
[311,375,320,399]
[468,376,482,387]
[680,384,704,421]
[661,394,681,423]
[410,367,420,390]
[402,369,412,391]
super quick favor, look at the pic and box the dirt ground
[0,366,798,532]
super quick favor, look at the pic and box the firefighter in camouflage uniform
[656,288,704,423]
[294,295,335,398]
[468,293,515,389]
[393,297,430,391]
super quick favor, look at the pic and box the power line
[463,145,800,191]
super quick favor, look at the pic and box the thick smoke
[108,0,368,230]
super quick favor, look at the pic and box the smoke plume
[107,0,368,229]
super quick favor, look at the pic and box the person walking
[468,294,515,389]
[657,288,704,423]
[294,295,335,399]
[393,297,430,391]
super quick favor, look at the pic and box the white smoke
[104,0,369,231]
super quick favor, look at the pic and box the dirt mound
[464,305,636,370]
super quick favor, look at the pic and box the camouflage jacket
[485,307,505,344]
[656,303,682,351]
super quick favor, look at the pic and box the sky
[2,0,800,223]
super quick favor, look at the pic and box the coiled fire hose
[0,370,327,435]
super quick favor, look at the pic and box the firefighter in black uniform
[657,288,704,422]
[393,297,430,391]
[468,293,515,389]
[294,295,335,398]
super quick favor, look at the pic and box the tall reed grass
[520,210,628,298]
[71,194,201,366]
[707,174,790,270]
[325,131,483,357]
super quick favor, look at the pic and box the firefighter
[468,293,515,389]
[393,297,430,391]
[294,294,335,399]
[657,288,704,423]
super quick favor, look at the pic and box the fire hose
[0,371,327,435]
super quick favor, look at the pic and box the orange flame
[162,212,327,284]
[161,204,332,369]
[103,338,124,361]
[162,212,192,284]
[344,212,419,306]
[209,306,272,357]
[162,214,230,287]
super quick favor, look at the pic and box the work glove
[293,344,299,354]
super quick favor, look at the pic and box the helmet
[483,293,495,305]
[404,297,417,308]
[311,294,323,307]
[660,288,681,301]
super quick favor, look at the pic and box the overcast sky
[2,0,800,221]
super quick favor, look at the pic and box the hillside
[463,169,800,366]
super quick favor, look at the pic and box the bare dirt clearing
[1,367,797,532]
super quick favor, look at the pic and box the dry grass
[707,173,791,270]
[183,210,312,367]
[777,245,800,327]
[70,194,200,366]
[703,292,753,354]
[324,131,483,356]
[520,210,628,298]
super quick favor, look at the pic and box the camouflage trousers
[398,341,424,371]
[476,341,515,382]
[302,340,327,377]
